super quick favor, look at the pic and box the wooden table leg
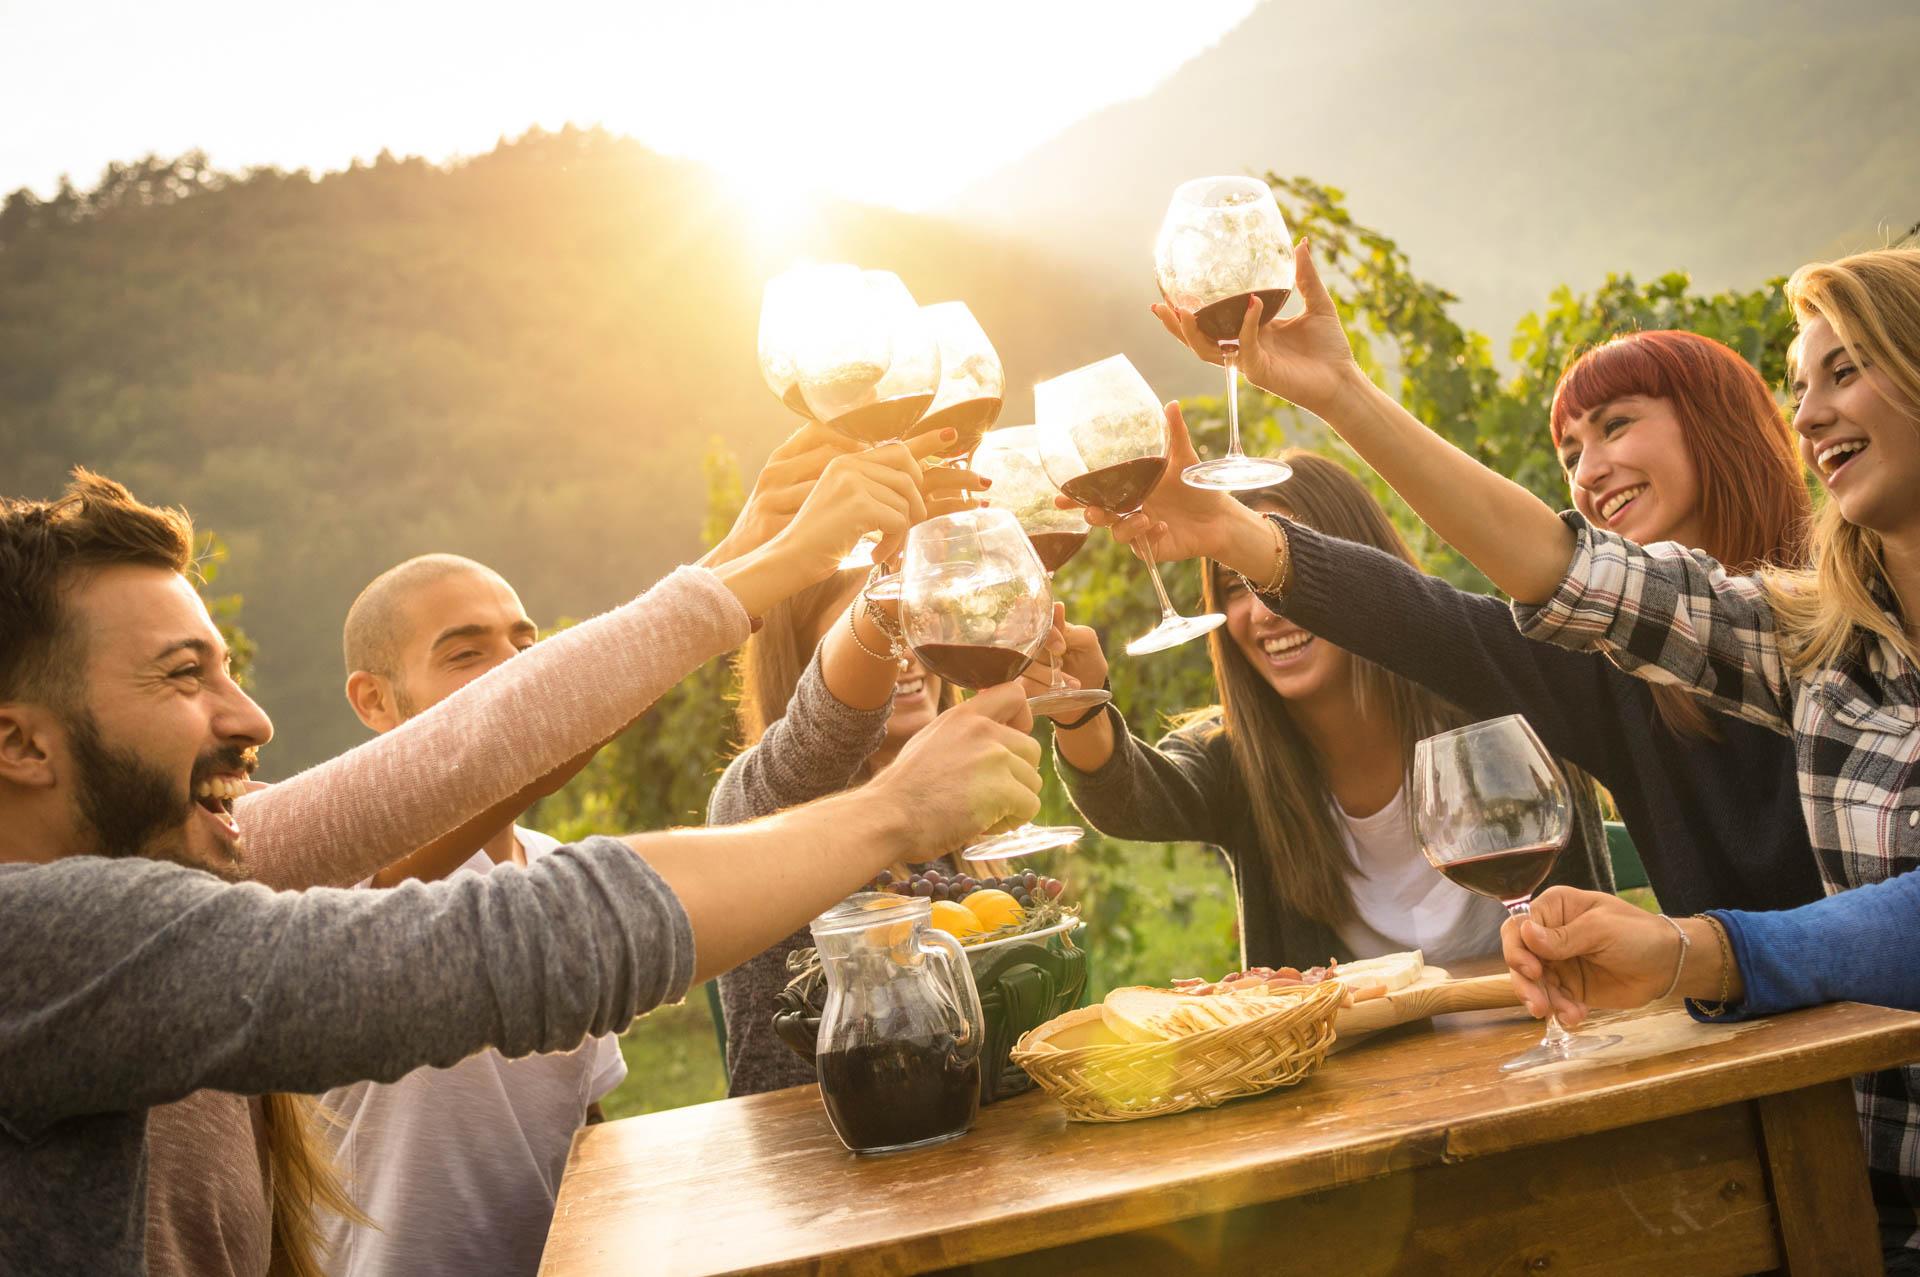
[1755,1079,1880,1274]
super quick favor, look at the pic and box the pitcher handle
[920,929,985,1049]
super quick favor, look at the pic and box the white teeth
[1818,440,1867,472]
[893,678,924,697]
[194,776,247,801]
[1600,485,1647,520]
[1261,633,1312,655]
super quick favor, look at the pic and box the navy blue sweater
[1266,522,1824,916]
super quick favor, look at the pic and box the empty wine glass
[1035,355,1225,656]
[900,507,1082,861]
[911,302,1005,462]
[1412,715,1622,1073]
[970,426,1111,716]
[1155,176,1297,490]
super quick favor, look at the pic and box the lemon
[929,900,986,939]
[962,888,1024,932]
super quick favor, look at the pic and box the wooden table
[541,998,1920,1276]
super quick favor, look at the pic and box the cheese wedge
[1325,950,1425,994]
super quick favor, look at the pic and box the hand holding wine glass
[1414,715,1622,1073]
[701,422,863,569]
[900,508,1083,860]
[1015,604,1110,715]
[912,302,1005,461]
[1035,355,1225,656]
[1152,237,1363,425]
[1500,887,1738,1026]
[769,443,944,584]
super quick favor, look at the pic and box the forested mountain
[0,132,1179,776]
[949,0,1920,339]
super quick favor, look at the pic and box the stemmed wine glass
[969,426,1111,715]
[759,262,855,419]
[1412,714,1623,1074]
[899,507,1083,860]
[1035,354,1225,656]
[1154,176,1297,490]
[911,302,1005,461]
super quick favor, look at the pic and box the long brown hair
[1767,248,1920,673]
[1549,330,1813,739]
[1190,451,1472,929]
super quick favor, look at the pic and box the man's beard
[64,709,254,880]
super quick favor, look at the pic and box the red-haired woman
[1075,326,1820,921]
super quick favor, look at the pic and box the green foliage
[194,531,256,688]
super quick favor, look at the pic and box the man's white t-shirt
[1331,785,1508,964]
[317,828,628,1277]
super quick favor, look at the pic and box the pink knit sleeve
[234,565,751,891]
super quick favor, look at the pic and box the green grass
[601,988,728,1122]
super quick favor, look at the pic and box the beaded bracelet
[1691,913,1736,1013]
[1236,512,1291,597]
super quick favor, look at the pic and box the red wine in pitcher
[1027,530,1089,573]
[1192,288,1293,344]
[911,643,1035,690]
[1437,841,1562,907]
[1059,456,1169,514]
[817,1034,981,1154]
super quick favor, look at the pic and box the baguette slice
[1100,985,1301,1043]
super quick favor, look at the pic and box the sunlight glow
[0,0,1259,215]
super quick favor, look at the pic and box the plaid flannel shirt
[1515,513,1920,1245]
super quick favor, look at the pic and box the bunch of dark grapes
[867,866,1065,909]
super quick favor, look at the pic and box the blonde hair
[263,1094,372,1277]
[1764,248,1920,673]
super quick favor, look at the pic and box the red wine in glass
[909,642,1036,690]
[1414,714,1621,1073]
[1190,288,1293,344]
[1026,530,1088,575]
[1435,839,1562,909]
[1058,456,1170,515]
[911,395,1003,460]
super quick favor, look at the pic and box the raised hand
[702,424,862,569]
[1500,886,1692,1025]
[1017,604,1108,716]
[1152,238,1360,420]
[1067,402,1271,566]
[872,683,1043,853]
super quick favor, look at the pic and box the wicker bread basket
[1009,978,1344,1122]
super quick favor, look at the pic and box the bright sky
[0,0,1258,211]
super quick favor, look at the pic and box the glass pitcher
[810,893,985,1154]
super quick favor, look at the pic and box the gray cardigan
[0,839,692,1276]
[707,650,893,1096]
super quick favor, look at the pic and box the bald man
[325,553,620,1277]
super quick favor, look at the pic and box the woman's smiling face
[1793,315,1920,542]
[1558,394,1707,550]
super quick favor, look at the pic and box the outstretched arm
[1152,240,1575,605]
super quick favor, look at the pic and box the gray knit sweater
[707,650,892,1096]
[0,838,693,1277]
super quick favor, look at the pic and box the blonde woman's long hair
[1765,247,1920,673]
[263,1094,372,1277]
[1186,452,1474,929]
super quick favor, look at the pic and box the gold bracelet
[1235,512,1291,596]
[1690,913,1736,1012]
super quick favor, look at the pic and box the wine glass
[784,268,943,577]
[796,270,942,447]
[759,262,856,420]
[970,426,1111,716]
[899,507,1083,861]
[1154,176,1297,490]
[1412,715,1623,1073]
[1034,354,1225,656]
[911,302,1005,462]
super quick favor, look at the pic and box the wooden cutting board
[1329,969,1521,1052]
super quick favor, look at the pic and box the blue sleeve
[1691,871,1920,1020]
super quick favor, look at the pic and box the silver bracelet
[1655,914,1690,1001]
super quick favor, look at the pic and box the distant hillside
[0,131,1186,776]
[947,0,1920,339]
